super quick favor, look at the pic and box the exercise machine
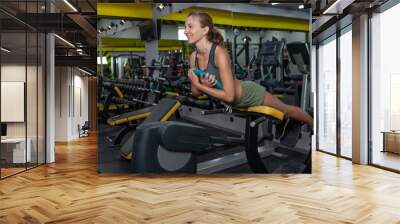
[130,105,311,174]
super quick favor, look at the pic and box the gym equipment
[129,105,304,173]
[286,42,311,111]
[257,37,285,85]
[119,97,182,160]
[106,95,215,149]
[231,29,265,80]
[232,29,252,79]
[98,77,150,123]
[130,103,311,174]
[191,69,223,89]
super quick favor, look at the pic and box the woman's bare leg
[262,91,313,128]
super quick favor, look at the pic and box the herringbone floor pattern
[1,135,400,223]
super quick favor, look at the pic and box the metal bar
[316,44,319,150]
[25,3,28,171]
[336,28,341,157]
[0,22,2,179]
[36,7,39,167]
[245,116,268,173]
[367,11,373,165]
[197,146,274,174]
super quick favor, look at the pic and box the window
[339,27,352,158]
[317,35,337,154]
[370,2,400,171]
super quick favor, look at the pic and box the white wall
[55,67,68,141]
[55,67,89,141]
[1,64,46,164]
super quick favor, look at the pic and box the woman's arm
[189,46,235,103]
[188,52,202,97]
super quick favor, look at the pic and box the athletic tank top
[195,43,221,83]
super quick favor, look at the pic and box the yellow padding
[114,86,124,98]
[239,106,284,121]
[161,101,182,122]
[108,112,151,126]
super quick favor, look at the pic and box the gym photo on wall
[97,2,313,174]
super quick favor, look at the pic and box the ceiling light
[63,0,78,12]
[54,34,75,48]
[322,0,354,14]
[271,3,279,5]
[1,47,11,53]
[78,68,93,76]
[298,4,304,9]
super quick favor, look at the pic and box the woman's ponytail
[208,27,224,46]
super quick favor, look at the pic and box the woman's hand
[188,70,201,88]
[201,73,216,88]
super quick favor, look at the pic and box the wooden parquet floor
[1,135,400,223]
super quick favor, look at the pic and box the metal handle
[201,108,226,115]
[250,117,266,128]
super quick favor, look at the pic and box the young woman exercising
[185,11,313,129]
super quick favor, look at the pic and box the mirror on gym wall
[97,2,313,174]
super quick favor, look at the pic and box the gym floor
[1,134,399,223]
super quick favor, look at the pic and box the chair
[78,121,90,138]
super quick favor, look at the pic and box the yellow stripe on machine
[97,4,308,31]
[161,7,309,31]
[165,91,180,96]
[107,112,151,126]
[197,95,208,100]
[161,101,182,122]
[114,86,124,98]
[97,3,152,19]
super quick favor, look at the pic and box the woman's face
[184,15,208,44]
